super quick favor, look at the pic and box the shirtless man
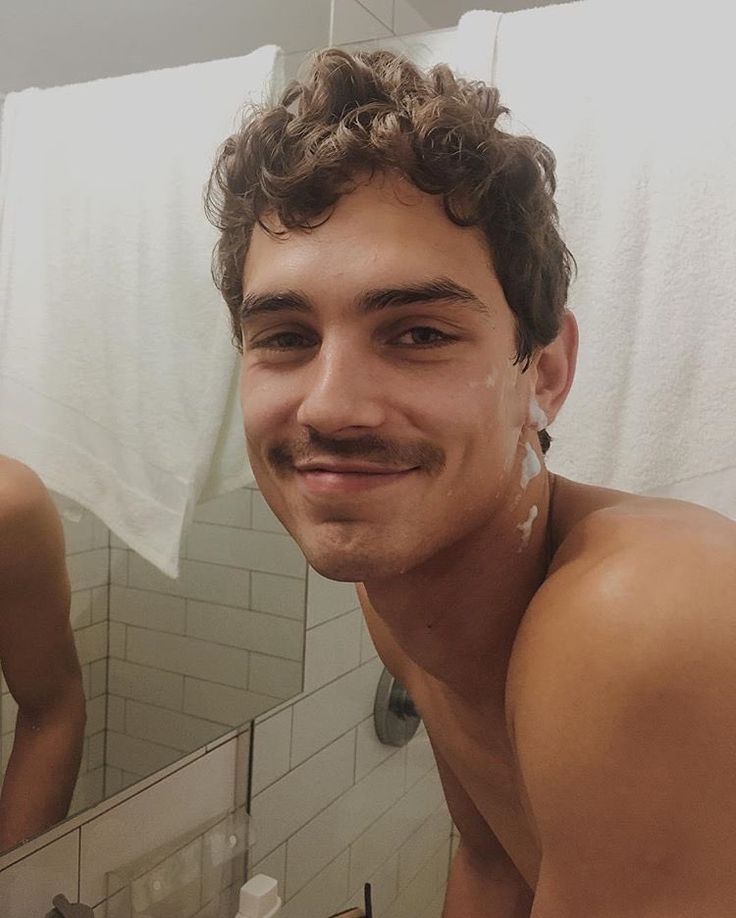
[0,456,85,854]
[206,50,736,915]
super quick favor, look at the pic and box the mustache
[268,431,446,474]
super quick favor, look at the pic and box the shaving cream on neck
[520,442,542,489]
[517,504,538,552]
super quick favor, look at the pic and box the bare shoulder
[549,475,735,572]
[507,489,734,711]
[0,458,78,710]
[508,493,736,744]
[510,499,736,912]
[523,491,736,643]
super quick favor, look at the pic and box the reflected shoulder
[0,454,51,513]
[0,456,65,575]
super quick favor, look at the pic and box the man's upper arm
[431,740,510,864]
[0,461,80,714]
[516,534,736,917]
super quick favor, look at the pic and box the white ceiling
[0,0,575,94]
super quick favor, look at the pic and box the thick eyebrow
[239,276,493,323]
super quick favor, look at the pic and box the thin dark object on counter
[364,882,373,918]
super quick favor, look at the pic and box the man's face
[239,173,533,582]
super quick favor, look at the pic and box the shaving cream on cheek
[517,504,538,552]
[467,370,498,390]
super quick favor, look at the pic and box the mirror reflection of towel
[0,46,283,576]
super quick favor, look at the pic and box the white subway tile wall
[106,480,307,790]
[249,573,452,917]
[0,477,306,914]
[0,829,80,917]
[392,0,433,35]
[0,734,248,916]
[67,525,112,816]
[332,0,393,44]
[0,8,464,917]
[250,707,293,797]
[79,740,238,906]
[359,0,395,29]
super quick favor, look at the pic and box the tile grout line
[114,585,306,623]
[252,735,358,865]
[102,525,113,804]
[254,666,384,794]
[244,723,256,884]
[253,730,405,888]
[77,828,82,902]
[355,0,394,34]
[307,602,361,632]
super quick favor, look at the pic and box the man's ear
[531,310,579,427]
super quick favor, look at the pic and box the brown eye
[252,331,317,350]
[394,326,455,347]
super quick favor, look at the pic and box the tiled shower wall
[1,484,308,815]
[104,484,306,795]
[0,727,250,917]
[1,481,454,918]
[0,483,306,916]
[247,573,452,918]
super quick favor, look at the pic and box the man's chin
[305,548,407,584]
[292,517,420,582]
[307,555,379,583]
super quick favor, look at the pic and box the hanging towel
[0,45,282,576]
[451,10,504,84]
[456,3,736,518]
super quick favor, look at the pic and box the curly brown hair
[205,48,576,454]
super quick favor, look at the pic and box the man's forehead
[241,172,507,328]
[245,185,493,290]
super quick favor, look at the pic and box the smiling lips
[294,461,417,494]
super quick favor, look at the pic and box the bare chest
[408,676,542,890]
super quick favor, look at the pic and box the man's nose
[295,344,387,435]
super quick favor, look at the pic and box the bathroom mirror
[0,0,462,858]
[0,0,338,855]
[0,480,309,846]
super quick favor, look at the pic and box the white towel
[0,46,282,576]
[451,10,504,84]
[456,3,736,518]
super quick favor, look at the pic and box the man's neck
[361,469,557,697]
